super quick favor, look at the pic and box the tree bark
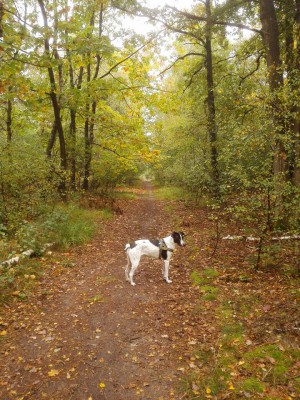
[38,0,67,194]
[0,1,3,38]
[205,0,219,195]
[46,122,57,159]
[293,0,300,186]
[66,45,77,190]
[7,98,12,142]
[83,3,104,190]
[258,0,286,178]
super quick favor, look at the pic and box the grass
[184,263,300,399]
[45,204,111,248]
[200,285,218,301]
[182,331,300,399]
[87,293,105,304]
[191,268,219,286]
[243,344,300,385]
[113,188,138,199]
[153,186,188,201]
[238,377,266,394]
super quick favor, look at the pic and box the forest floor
[0,184,300,400]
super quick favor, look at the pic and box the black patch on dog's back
[150,239,160,247]
[130,242,137,249]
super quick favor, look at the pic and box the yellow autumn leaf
[48,369,59,377]
[0,330,7,336]
[99,382,105,389]
[206,387,211,394]
[228,382,235,390]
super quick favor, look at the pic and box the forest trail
[1,185,300,400]
[0,185,204,400]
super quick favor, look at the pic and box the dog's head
[172,231,186,247]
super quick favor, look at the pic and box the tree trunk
[7,98,12,142]
[83,46,92,191]
[0,1,3,38]
[38,0,67,194]
[205,0,219,195]
[293,0,300,186]
[67,46,77,190]
[69,109,77,190]
[46,121,57,159]
[82,4,104,191]
[258,0,286,178]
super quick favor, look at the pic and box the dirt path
[2,185,300,400]
[0,186,201,400]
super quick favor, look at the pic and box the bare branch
[92,141,130,159]
[239,52,263,86]
[99,29,165,80]
[159,52,205,75]
[182,65,204,95]
[167,5,262,35]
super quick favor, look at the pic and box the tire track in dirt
[0,186,199,400]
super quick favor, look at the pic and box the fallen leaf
[48,369,59,377]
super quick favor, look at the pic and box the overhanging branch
[167,6,262,35]
[159,52,205,75]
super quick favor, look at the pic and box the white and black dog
[124,231,186,286]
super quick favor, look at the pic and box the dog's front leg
[163,260,172,283]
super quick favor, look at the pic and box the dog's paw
[130,282,136,286]
[164,278,172,284]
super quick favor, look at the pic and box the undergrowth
[0,203,112,305]
[153,186,189,201]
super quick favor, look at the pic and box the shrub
[42,205,108,248]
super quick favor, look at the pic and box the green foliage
[153,186,188,200]
[0,203,111,304]
[0,138,59,233]
[42,204,110,248]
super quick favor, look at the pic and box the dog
[124,231,186,286]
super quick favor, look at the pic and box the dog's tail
[124,243,130,252]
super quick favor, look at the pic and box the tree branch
[159,52,205,75]
[92,141,131,159]
[167,6,262,35]
[98,29,165,80]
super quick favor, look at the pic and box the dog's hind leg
[129,254,140,286]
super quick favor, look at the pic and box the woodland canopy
[1,0,300,243]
